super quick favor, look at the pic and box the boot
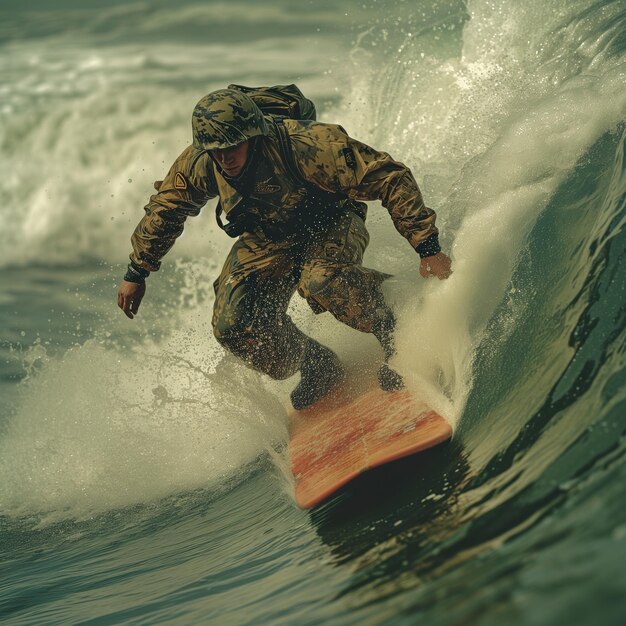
[373,313,405,392]
[378,363,405,391]
[291,340,345,410]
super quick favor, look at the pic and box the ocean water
[1,0,625,624]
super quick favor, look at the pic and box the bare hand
[420,252,452,280]
[117,281,146,319]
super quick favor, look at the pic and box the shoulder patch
[174,172,187,189]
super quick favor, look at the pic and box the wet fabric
[129,115,439,272]
[128,110,438,378]
[211,211,392,379]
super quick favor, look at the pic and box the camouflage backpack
[227,83,317,123]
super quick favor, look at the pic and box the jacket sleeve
[129,146,217,272]
[290,123,440,257]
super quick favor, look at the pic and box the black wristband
[123,262,150,284]
[415,233,441,258]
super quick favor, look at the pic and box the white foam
[0,299,288,521]
[332,0,626,429]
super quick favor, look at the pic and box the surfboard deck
[288,387,452,509]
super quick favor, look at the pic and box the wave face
[1,1,625,625]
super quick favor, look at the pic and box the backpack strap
[274,118,348,207]
[274,118,311,189]
[215,200,225,230]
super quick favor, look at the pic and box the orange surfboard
[288,388,453,509]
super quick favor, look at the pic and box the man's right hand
[419,252,453,280]
[118,281,146,319]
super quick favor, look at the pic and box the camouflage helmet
[192,88,269,151]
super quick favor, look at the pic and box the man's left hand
[420,252,452,280]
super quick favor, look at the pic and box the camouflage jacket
[129,117,440,272]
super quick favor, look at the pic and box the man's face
[212,140,250,177]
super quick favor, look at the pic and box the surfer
[117,87,452,409]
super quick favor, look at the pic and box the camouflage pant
[212,210,394,379]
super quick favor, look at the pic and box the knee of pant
[213,322,297,381]
[212,321,256,364]
[212,317,246,347]
[212,296,258,343]
[299,260,340,300]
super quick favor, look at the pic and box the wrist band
[123,262,150,283]
[416,233,441,258]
